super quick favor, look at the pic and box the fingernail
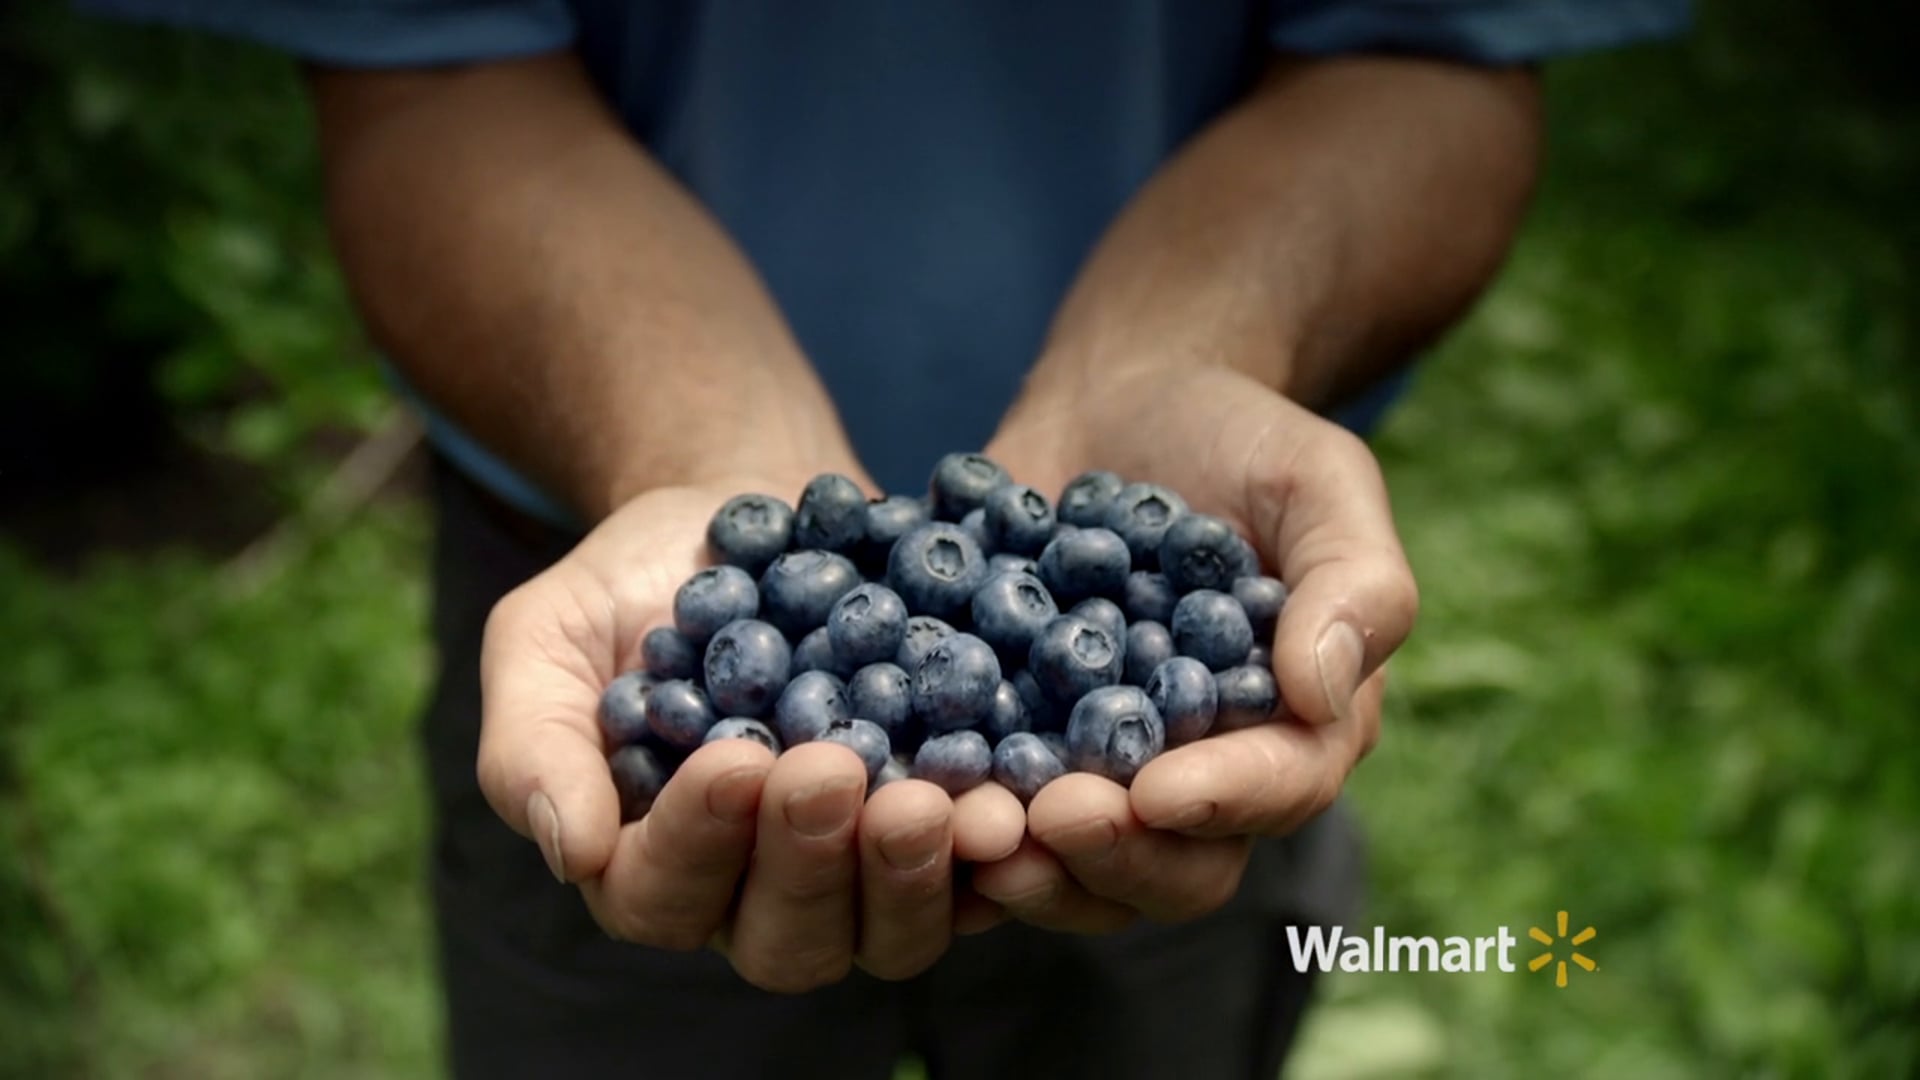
[878,816,948,872]
[706,766,768,823]
[526,791,566,883]
[784,776,864,838]
[1156,801,1217,831]
[1040,819,1117,859]
[1315,621,1366,725]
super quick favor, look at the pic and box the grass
[2,2,1915,1077]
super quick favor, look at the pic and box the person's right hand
[475,480,1026,991]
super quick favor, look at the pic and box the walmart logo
[1528,910,1598,988]
[1285,909,1600,988]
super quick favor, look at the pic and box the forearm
[1002,54,1540,450]
[308,52,861,520]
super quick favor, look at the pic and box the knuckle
[602,903,716,952]
[733,942,853,994]
[858,940,945,982]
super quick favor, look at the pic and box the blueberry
[759,550,862,639]
[819,718,891,781]
[1036,527,1130,605]
[887,523,989,620]
[1057,470,1124,528]
[847,662,915,742]
[1123,571,1178,625]
[706,493,793,577]
[1232,576,1289,642]
[1146,656,1218,745]
[1159,514,1259,595]
[1051,522,1082,541]
[828,583,909,669]
[791,626,840,676]
[983,484,1055,556]
[1027,615,1123,707]
[1037,731,1070,764]
[1065,685,1166,786]
[970,571,1059,665]
[911,632,1002,732]
[1170,589,1255,671]
[597,669,657,747]
[896,615,957,672]
[1123,620,1175,686]
[703,619,793,718]
[988,553,1039,576]
[929,452,1010,521]
[861,495,930,572]
[1247,644,1272,671]
[1011,668,1060,733]
[704,717,781,754]
[1103,483,1189,568]
[992,732,1066,804]
[1070,597,1127,648]
[773,669,849,745]
[641,626,700,681]
[793,472,868,554]
[1214,664,1281,731]
[871,754,912,793]
[983,679,1030,742]
[610,745,669,822]
[960,507,994,555]
[647,679,717,750]
[911,730,993,795]
[673,565,760,646]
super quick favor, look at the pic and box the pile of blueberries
[597,453,1288,821]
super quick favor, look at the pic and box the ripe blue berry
[960,507,993,555]
[1011,668,1060,733]
[706,493,793,577]
[791,626,840,676]
[793,473,868,554]
[819,718,891,781]
[758,550,861,639]
[1231,575,1288,642]
[887,523,989,620]
[828,583,909,669]
[1123,571,1178,624]
[1069,597,1127,648]
[703,619,792,718]
[1159,514,1259,595]
[983,484,1055,556]
[598,669,657,747]
[847,662,914,742]
[861,495,930,572]
[673,565,760,646]
[1057,470,1124,528]
[1036,526,1130,605]
[647,679,718,750]
[1214,664,1281,731]
[1065,685,1166,786]
[895,615,957,672]
[1104,483,1188,568]
[610,745,669,822]
[911,730,992,795]
[992,732,1066,804]
[1027,615,1123,707]
[971,571,1059,664]
[1171,589,1255,671]
[1145,656,1218,745]
[1123,620,1174,686]
[911,632,1002,732]
[641,626,701,681]
[773,669,849,745]
[1247,644,1272,671]
[929,453,1009,521]
[704,717,781,754]
[1038,731,1069,764]
[871,754,912,793]
[983,679,1030,742]
[988,553,1039,576]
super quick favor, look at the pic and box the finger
[951,780,1025,862]
[970,837,1136,934]
[1028,774,1251,923]
[1128,671,1383,838]
[727,741,867,993]
[854,779,954,980]
[476,573,624,882]
[579,738,773,947]
[1243,405,1418,727]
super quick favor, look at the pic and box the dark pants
[420,461,1343,1079]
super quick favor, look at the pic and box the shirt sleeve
[1268,0,1691,65]
[72,0,576,67]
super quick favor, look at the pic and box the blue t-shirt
[84,0,1688,526]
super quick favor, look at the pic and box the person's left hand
[969,365,1415,930]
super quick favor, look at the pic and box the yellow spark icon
[1528,910,1597,988]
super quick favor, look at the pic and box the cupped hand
[474,479,1024,989]
[973,366,1416,930]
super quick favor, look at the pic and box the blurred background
[2,0,1914,1076]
